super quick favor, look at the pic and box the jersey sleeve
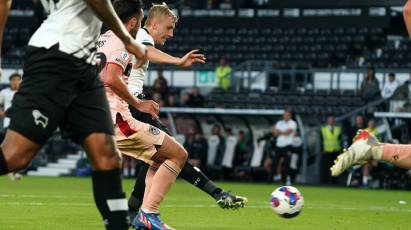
[107,48,130,71]
[136,29,154,46]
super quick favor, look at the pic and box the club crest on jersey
[32,110,48,128]
[121,51,129,60]
[149,126,160,135]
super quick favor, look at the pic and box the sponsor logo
[149,126,160,135]
[32,110,48,128]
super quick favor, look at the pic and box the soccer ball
[270,186,304,218]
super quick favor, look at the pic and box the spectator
[167,94,180,107]
[233,130,250,167]
[320,115,342,184]
[211,124,225,165]
[0,73,22,181]
[0,73,21,131]
[393,73,411,100]
[361,119,380,187]
[184,130,208,169]
[152,69,168,98]
[215,57,232,90]
[360,67,380,101]
[381,73,399,99]
[180,92,190,107]
[288,133,302,185]
[272,111,297,183]
[344,115,366,147]
[187,87,205,107]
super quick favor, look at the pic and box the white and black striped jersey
[128,28,155,96]
[29,0,102,64]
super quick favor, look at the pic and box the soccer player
[98,1,188,229]
[0,0,152,229]
[331,0,411,176]
[127,3,248,216]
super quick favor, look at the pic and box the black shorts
[7,45,114,145]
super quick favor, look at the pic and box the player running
[0,0,150,229]
[126,3,248,218]
[331,1,411,177]
[98,1,191,229]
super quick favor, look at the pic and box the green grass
[0,176,410,230]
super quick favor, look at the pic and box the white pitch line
[1,202,411,213]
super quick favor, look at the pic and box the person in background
[0,73,22,181]
[360,67,380,101]
[215,57,232,90]
[184,129,208,170]
[272,110,297,183]
[381,72,399,99]
[152,69,169,98]
[320,115,342,184]
[361,119,380,187]
[233,130,250,167]
[187,87,204,107]
[167,94,180,107]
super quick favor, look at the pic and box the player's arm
[105,63,159,118]
[0,0,12,63]
[0,92,5,118]
[147,47,206,68]
[404,0,411,36]
[84,0,147,67]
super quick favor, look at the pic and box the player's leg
[331,130,411,176]
[129,107,247,210]
[128,161,149,218]
[83,133,129,230]
[62,74,129,230]
[0,129,40,175]
[140,134,187,213]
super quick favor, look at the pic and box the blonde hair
[145,2,178,26]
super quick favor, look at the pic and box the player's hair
[9,73,21,81]
[113,0,143,23]
[145,2,178,27]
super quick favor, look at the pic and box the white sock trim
[107,198,128,211]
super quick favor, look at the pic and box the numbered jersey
[128,28,155,96]
[29,0,102,64]
[97,30,133,124]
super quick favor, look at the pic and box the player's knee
[94,149,122,170]
[3,148,33,171]
[176,146,188,164]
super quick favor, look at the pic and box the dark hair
[113,0,143,23]
[9,73,21,81]
[389,72,395,78]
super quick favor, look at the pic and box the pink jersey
[97,30,134,125]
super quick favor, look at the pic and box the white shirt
[275,119,297,147]
[381,80,399,99]
[0,88,16,128]
[29,0,102,64]
[128,28,155,96]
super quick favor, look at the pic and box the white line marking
[1,202,411,213]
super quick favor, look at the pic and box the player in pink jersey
[98,1,188,229]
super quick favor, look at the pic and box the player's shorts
[7,45,114,145]
[115,113,166,164]
[129,104,171,135]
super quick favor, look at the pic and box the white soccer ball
[270,186,304,218]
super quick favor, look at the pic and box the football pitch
[0,177,410,230]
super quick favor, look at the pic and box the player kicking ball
[332,1,411,177]
[331,130,411,176]
[98,1,190,229]
[126,3,247,218]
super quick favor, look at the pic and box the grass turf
[0,176,410,230]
